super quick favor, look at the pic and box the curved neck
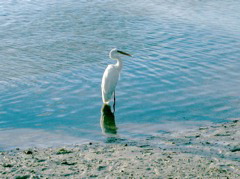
[113,57,123,71]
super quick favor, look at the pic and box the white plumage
[101,65,120,103]
[101,48,131,104]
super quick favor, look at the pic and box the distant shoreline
[1,120,239,178]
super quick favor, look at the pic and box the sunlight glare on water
[0,0,240,149]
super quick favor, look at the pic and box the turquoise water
[1,0,240,150]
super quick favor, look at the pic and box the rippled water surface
[1,0,240,150]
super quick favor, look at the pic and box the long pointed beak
[117,50,132,57]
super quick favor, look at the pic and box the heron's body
[101,62,122,103]
[101,48,131,105]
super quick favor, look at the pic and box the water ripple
[1,0,240,149]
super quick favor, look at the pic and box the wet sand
[1,120,239,178]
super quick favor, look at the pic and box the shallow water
[1,0,240,150]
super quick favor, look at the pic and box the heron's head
[109,48,132,60]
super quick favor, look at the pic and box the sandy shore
[1,120,239,178]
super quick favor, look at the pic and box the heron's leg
[113,91,116,112]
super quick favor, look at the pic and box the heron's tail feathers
[103,101,110,104]
[102,98,110,104]
[102,91,112,104]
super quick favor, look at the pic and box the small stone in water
[24,150,33,155]
[56,148,72,155]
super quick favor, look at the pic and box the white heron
[101,48,132,110]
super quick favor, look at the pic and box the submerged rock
[230,146,240,152]
[61,160,77,166]
[24,150,33,155]
[3,164,13,168]
[14,175,30,179]
[56,148,72,155]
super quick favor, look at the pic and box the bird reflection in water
[100,104,117,137]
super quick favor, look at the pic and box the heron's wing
[101,65,120,102]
